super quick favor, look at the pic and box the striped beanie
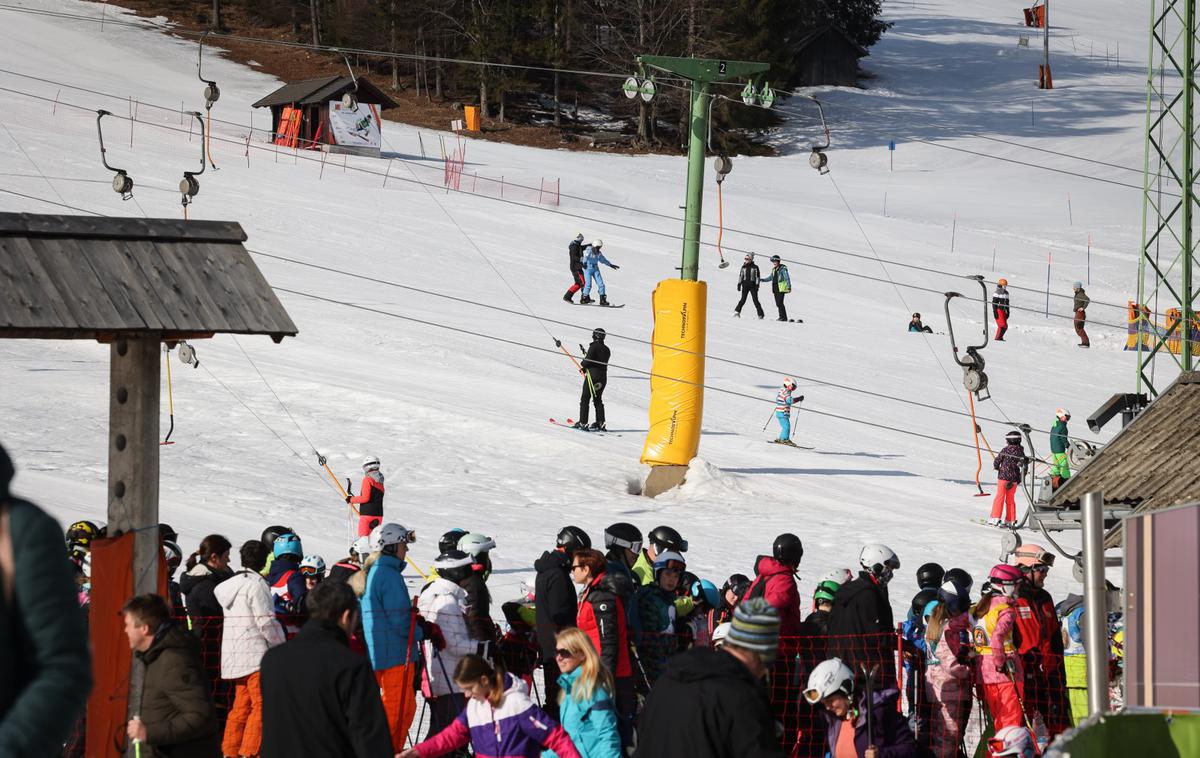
[727,597,781,660]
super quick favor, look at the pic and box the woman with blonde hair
[548,628,622,758]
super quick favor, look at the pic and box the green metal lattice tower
[1138,0,1200,396]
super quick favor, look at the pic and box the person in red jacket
[1013,544,1072,737]
[571,548,636,749]
[742,533,805,752]
[347,455,385,537]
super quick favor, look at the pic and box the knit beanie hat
[727,597,780,661]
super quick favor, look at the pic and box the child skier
[771,377,804,446]
[909,312,934,333]
[1049,408,1071,490]
[347,455,385,536]
[580,239,620,306]
[993,279,1011,341]
[989,431,1027,527]
[562,233,587,304]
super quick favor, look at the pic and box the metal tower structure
[1138,0,1200,396]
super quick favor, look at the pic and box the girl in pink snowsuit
[923,603,974,758]
[971,573,1025,731]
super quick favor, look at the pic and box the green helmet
[813,580,841,604]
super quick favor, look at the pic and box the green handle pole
[680,80,710,282]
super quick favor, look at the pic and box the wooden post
[106,336,161,741]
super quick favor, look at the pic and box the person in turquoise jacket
[1049,408,1071,490]
[545,627,622,758]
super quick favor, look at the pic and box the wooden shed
[791,26,868,87]
[0,211,296,757]
[252,75,398,157]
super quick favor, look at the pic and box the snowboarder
[347,455,385,537]
[580,239,619,306]
[574,328,610,431]
[771,377,804,445]
[989,431,1028,527]
[908,312,934,333]
[762,254,793,321]
[1073,282,1091,348]
[733,253,764,319]
[993,279,1011,341]
[1049,408,1071,491]
[563,233,587,304]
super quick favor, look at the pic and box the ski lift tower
[1137,0,1200,397]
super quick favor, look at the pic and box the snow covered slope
[0,0,1151,611]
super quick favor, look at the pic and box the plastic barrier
[641,279,707,467]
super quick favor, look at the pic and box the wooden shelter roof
[0,213,297,341]
[251,75,399,110]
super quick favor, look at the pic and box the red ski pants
[983,679,1026,731]
[995,310,1009,340]
[991,480,1018,522]
[357,515,381,537]
[378,663,418,751]
[567,270,585,295]
[221,672,263,757]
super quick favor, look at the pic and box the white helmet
[803,657,855,704]
[990,726,1038,757]
[1055,408,1071,420]
[818,568,853,586]
[371,522,416,550]
[457,532,496,557]
[782,376,796,389]
[299,554,326,577]
[859,544,900,583]
[350,536,372,562]
[591,239,603,248]
[711,622,732,648]
[362,455,381,471]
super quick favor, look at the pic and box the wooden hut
[791,26,868,87]
[252,75,398,157]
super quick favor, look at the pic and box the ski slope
[0,0,1152,613]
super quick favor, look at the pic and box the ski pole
[1005,661,1036,732]
[860,663,879,748]
[762,409,777,431]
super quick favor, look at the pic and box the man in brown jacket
[122,593,220,757]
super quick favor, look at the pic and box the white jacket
[213,569,286,680]
[418,578,475,697]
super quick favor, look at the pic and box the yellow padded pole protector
[641,279,706,466]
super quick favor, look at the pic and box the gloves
[344,496,352,504]
[611,264,620,270]
[420,619,446,651]
[798,395,805,402]
[554,339,562,348]
[736,282,742,291]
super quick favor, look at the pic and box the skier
[762,254,794,321]
[635,550,686,685]
[971,565,1025,731]
[734,253,764,319]
[989,431,1028,527]
[266,533,308,633]
[534,526,591,719]
[1073,282,1091,348]
[580,239,619,306]
[916,562,946,590]
[908,312,934,333]
[1049,408,1072,491]
[457,532,498,654]
[827,543,901,684]
[922,589,974,758]
[803,657,918,758]
[771,377,804,446]
[574,328,610,431]
[347,455,385,537]
[417,549,477,751]
[630,525,688,587]
[993,278,1011,341]
[1013,544,1073,737]
[563,233,587,304]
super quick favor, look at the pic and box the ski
[768,440,814,449]
[575,302,626,308]
[549,418,622,436]
[969,518,1017,529]
[548,418,576,428]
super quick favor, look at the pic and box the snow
[0,0,1150,615]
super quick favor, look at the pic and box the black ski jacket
[633,646,783,758]
[582,340,610,385]
[569,238,585,273]
[462,571,497,646]
[260,620,393,758]
[737,262,761,291]
[827,571,896,681]
[534,549,577,659]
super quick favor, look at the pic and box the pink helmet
[989,564,1023,585]
[1013,544,1055,568]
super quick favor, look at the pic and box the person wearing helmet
[630,525,687,586]
[993,278,1011,340]
[709,621,732,649]
[417,549,477,745]
[908,312,934,333]
[573,327,611,431]
[579,239,619,306]
[1072,282,1090,348]
[266,532,308,629]
[805,580,841,635]
[1012,545,1072,737]
[971,565,1025,731]
[258,525,293,577]
[214,539,286,758]
[563,233,588,304]
[572,547,636,748]
[716,573,752,624]
[1049,408,1072,491]
[804,657,918,758]
[988,725,1038,758]
[328,536,372,584]
[828,544,901,684]
[347,455,385,537]
[762,254,794,321]
[438,528,468,555]
[989,431,1029,527]
[361,522,422,751]
[456,532,498,650]
[534,526,591,719]
[65,519,101,553]
[299,554,327,596]
[636,550,688,685]
[602,522,642,581]
[916,562,945,590]
[923,583,974,758]
[770,377,805,446]
[735,252,765,319]
[683,579,721,647]
[743,533,806,739]
[901,588,939,720]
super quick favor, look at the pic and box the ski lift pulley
[198,33,220,109]
[95,110,134,200]
[1068,440,1097,469]
[808,96,831,175]
[623,76,640,99]
[176,340,199,368]
[180,111,206,207]
[713,154,733,183]
[943,275,991,401]
[337,52,360,109]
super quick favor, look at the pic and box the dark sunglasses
[554,648,575,659]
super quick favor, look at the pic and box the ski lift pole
[161,346,176,445]
[555,338,595,398]
[316,452,349,499]
[968,393,987,496]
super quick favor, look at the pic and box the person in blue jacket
[580,239,619,306]
[546,627,622,758]
[266,533,308,633]
[362,522,423,752]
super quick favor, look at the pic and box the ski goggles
[1014,547,1055,567]
[299,565,324,577]
[605,534,642,553]
[652,538,688,553]
[657,559,686,574]
[986,737,1035,757]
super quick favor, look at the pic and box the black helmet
[439,528,468,554]
[911,588,939,618]
[261,525,293,551]
[721,573,752,601]
[1005,430,1023,444]
[592,328,606,342]
[66,520,101,548]
[678,570,700,597]
[772,533,804,567]
[556,525,592,554]
[604,522,642,553]
[434,549,475,584]
[916,562,945,590]
[944,567,973,591]
[158,523,178,544]
[770,254,781,263]
[648,525,688,553]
